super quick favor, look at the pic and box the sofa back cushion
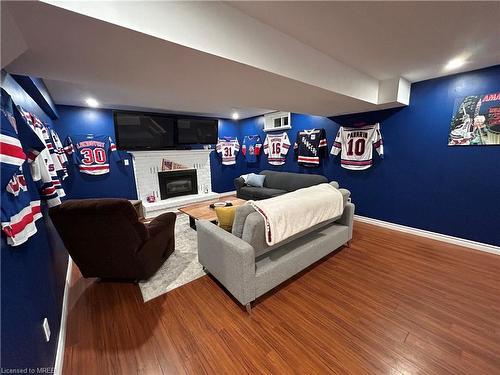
[260,170,327,192]
[232,204,256,238]
[240,187,351,257]
[242,212,342,258]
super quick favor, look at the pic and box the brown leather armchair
[50,198,176,281]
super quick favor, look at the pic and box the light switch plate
[42,318,51,342]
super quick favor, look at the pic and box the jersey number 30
[81,147,106,165]
[347,139,365,156]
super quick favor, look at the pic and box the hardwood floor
[62,222,500,374]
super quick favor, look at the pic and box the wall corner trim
[354,215,500,256]
[54,257,72,375]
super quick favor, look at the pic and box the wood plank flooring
[62,221,500,374]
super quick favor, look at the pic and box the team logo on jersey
[6,173,28,196]
[301,137,318,156]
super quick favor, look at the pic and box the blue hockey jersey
[1,94,45,246]
[65,134,119,175]
[241,135,262,163]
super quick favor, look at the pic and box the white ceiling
[2,1,499,119]
[229,1,500,82]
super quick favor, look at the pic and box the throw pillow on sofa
[215,206,237,231]
[246,173,266,187]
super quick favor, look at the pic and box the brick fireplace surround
[130,149,230,218]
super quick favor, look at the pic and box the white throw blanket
[249,183,344,246]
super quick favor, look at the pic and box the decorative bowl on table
[209,201,233,209]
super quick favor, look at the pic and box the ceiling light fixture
[85,97,99,108]
[232,112,240,120]
[444,56,466,71]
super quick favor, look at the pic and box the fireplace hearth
[158,169,198,200]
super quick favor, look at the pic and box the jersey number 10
[347,139,366,156]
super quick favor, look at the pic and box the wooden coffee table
[178,197,247,229]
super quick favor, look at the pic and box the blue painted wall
[53,105,137,200]
[11,75,59,120]
[211,65,500,246]
[209,118,241,192]
[1,72,68,371]
[54,105,239,199]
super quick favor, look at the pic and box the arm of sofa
[329,181,340,189]
[196,220,256,305]
[146,212,176,238]
[137,212,177,278]
[336,202,355,240]
[234,177,246,190]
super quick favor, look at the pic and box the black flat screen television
[176,118,218,144]
[114,112,175,150]
[114,111,218,150]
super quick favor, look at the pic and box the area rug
[139,215,206,302]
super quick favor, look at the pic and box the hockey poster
[448,92,500,146]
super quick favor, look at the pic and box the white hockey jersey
[19,109,64,206]
[216,136,240,165]
[47,127,68,179]
[41,122,68,181]
[331,123,383,170]
[263,132,291,166]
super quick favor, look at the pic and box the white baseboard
[218,190,237,197]
[54,256,72,375]
[354,215,500,256]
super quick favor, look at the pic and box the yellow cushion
[215,206,237,232]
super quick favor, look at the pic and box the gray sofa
[197,184,354,312]
[235,170,328,200]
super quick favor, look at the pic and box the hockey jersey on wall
[263,132,291,166]
[294,128,328,167]
[331,123,383,170]
[241,135,262,163]
[48,126,69,179]
[0,96,46,246]
[65,134,119,175]
[216,136,240,165]
[19,109,65,204]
